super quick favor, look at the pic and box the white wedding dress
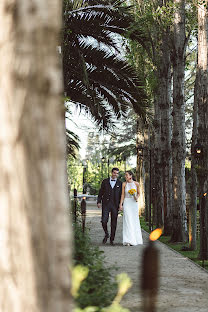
[123,181,143,246]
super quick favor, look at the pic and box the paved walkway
[85,201,208,312]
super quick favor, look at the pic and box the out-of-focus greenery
[71,264,132,312]
[67,126,137,196]
[71,265,89,298]
[67,154,128,195]
[73,221,118,310]
[67,156,83,192]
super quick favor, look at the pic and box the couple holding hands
[97,167,143,246]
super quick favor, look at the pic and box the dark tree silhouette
[63,0,147,128]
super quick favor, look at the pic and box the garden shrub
[73,222,117,310]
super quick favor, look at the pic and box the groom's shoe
[110,240,114,246]
[102,234,109,244]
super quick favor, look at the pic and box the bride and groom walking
[97,167,143,246]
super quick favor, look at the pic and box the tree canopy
[63,0,148,129]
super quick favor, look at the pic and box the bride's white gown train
[123,181,143,246]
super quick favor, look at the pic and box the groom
[97,167,122,245]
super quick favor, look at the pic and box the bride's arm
[119,183,126,211]
[134,182,140,201]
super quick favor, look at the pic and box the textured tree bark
[197,1,208,260]
[158,37,172,235]
[171,0,188,242]
[131,0,173,230]
[143,127,151,223]
[136,119,146,216]
[190,69,199,251]
[151,1,173,230]
[0,1,72,311]
[153,95,164,228]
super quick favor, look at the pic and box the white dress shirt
[110,177,117,189]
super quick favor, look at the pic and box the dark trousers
[101,203,118,242]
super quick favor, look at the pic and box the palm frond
[66,128,80,157]
[63,0,149,128]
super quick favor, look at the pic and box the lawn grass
[140,216,208,271]
[140,216,150,233]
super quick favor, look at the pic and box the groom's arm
[119,182,122,198]
[119,182,125,210]
[97,180,105,207]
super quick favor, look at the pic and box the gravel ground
[85,201,208,312]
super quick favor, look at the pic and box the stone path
[85,201,208,312]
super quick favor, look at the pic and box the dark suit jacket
[97,178,122,210]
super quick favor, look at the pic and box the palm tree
[62,0,147,129]
[66,129,80,157]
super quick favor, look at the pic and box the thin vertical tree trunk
[136,119,145,216]
[159,36,172,234]
[171,0,188,242]
[190,67,199,251]
[197,0,208,260]
[153,95,164,228]
[144,126,150,223]
[0,1,72,311]
[151,128,157,228]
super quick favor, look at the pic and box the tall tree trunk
[197,0,208,260]
[143,126,151,223]
[151,0,173,230]
[153,95,164,228]
[136,119,145,216]
[0,1,72,311]
[159,36,172,235]
[171,0,188,242]
[190,66,199,251]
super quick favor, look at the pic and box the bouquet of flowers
[128,189,137,201]
[128,188,138,201]
[128,189,136,196]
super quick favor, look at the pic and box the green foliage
[73,222,118,310]
[82,130,134,194]
[139,216,150,233]
[107,112,137,161]
[83,159,130,194]
[159,235,208,271]
[66,128,80,158]
[153,2,175,26]
[65,109,80,158]
[62,0,148,129]
[84,161,109,195]
[185,0,198,35]
[126,0,198,101]
[71,264,132,312]
[113,273,132,305]
[71,265,89,298]
[67,156,83,192]
[67,149,127,196]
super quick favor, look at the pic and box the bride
[119,171,143,246]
